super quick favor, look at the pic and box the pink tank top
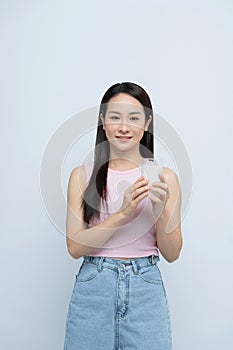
[84,163,159,258]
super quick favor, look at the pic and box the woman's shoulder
[68,165,86,188]
[162,166,180,186]
[162,166,177,176]
[69,162,93,185]
[70,164,85,176]
[71,162,93,174]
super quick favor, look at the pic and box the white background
[1,1,233,349]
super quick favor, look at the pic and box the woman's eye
[130,117,140,121]
[110,115,120,120]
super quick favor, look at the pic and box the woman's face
[100,93,152,153]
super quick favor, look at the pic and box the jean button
[119,264,125,268]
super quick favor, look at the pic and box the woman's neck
[108,155,143,171]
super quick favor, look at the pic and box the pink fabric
[83,162,159,258]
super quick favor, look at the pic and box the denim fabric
[63,255,172,350]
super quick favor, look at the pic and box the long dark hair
[81,82,154,224]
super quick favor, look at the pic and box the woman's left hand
[148,171,170,222]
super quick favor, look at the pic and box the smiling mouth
[116,136,132,139]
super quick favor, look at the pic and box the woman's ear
[100,114,105,130]
[144,115,152,131]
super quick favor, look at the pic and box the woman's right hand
[119,176,149,220]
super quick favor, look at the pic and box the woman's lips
[116,136,132,142]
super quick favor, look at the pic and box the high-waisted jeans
[63,254,172,350]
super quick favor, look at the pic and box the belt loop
[97,257,104,272]
[151,254,160,265]
[149,255,156,264]
[131,260,139,275]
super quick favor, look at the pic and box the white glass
[141,157,163,185]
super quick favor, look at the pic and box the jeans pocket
[76,261,99,282]
[137,264,162,284]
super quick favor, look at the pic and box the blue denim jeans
[63,254,172,350]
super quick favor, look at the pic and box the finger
[132,184,149,199]
[134,176,145,183]
[150,182,169,191]
[150,188,169,201]
[150,187,166,194]
[133,189,149,204]
[148,194,162,203]
[132,178,149,191]
[130,176,144,189]
[158,171,166,184]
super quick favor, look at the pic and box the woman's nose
[118,121,130,133]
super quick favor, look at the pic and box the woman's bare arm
[66,166,127,259]
[155,167,183,263]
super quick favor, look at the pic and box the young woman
[63,82,182,350]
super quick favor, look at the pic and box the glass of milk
[141,158,163,188]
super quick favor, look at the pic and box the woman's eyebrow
[108,111,121,114]
[129,111,143,115]
[107,111,143,115]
